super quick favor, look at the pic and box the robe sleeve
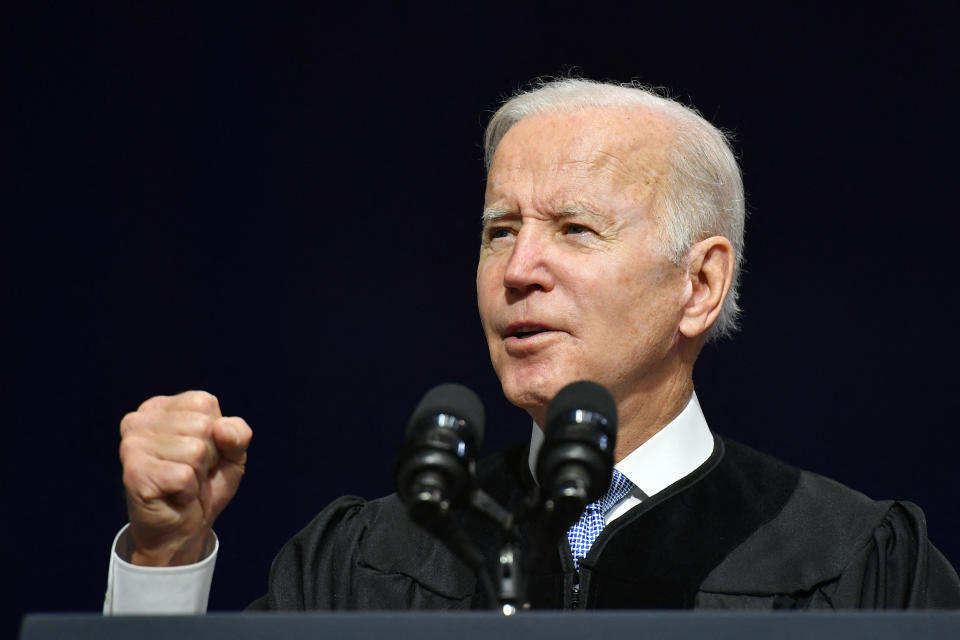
[826,502,960,608]
[247,495,369,610]
[246,493,480,610]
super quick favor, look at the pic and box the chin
[499,368,572,423]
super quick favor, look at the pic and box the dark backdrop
[4,3,958,634]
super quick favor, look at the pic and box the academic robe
[249,436,960,610]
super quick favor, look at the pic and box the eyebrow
[481,206,513,225]
[554,204,608,224]
[481,204,608,226]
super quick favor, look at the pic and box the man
[105,78,960,612]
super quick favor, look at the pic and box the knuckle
[118,435,149,463]
[137,395,168,412]
[185,390,219,414]
[185,438,209,464]
[172,463,197,488]
[189,412,215,437]
[118,437,134,461]
[161,410,211,437]
[119,411,143,437]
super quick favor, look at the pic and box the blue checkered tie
[566,469,635,572]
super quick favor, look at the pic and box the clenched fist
[119,391,253,566]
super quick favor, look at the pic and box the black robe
[251,436,960,610]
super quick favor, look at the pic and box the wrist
[129,530,212,567]
[107,525,219,614]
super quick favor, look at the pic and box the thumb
[212,416,252,464]
[207,462,246,518]
[206,416,252,517]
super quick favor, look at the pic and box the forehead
[485,106,675,208]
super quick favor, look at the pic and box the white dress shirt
[105,392,714,614]
[529,391,714,524]
[104,525,217,614]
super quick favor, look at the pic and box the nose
[502,226,556,294]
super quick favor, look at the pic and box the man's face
[476,107,689,422]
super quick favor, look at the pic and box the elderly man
[105,79,960,612]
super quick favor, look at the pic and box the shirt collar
[528,391,714,499]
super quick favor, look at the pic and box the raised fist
[119,391,252,566]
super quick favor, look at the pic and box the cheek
[476,281,506,353]
[476,262,495,322]
[476,295,496,336]
[608,264,684,340]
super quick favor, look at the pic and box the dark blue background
[5,3,958,634]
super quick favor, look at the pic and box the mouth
[500,322,564,356]
[503,323,558,340]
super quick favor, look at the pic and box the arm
[829,502,960,608]
[104,391,253,614]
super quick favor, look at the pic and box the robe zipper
[570,581,580,609]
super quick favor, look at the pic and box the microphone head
[396,383,485,525]
[537,380,618,529]
[406,382,485,446]
[545,380,617,436]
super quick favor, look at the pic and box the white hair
[484,78,746,340]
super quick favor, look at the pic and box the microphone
[536,380,618,529]
[395,383,485,527]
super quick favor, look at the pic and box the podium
[19,611,960,639]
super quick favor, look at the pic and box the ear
[678,236,735,339]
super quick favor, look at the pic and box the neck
[612,368,694,462]
[523,341,702,463]
[608,336,700,462]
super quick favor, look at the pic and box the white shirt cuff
[103,524,217,615]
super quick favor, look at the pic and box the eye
[483,225,516,244]
[563,223,593,235]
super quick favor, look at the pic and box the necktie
[566,469,635,572]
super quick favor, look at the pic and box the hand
[119,391,253,566]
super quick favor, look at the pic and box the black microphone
[536,380,618,529]
[395,383,485,527]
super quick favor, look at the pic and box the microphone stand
[398,380,616,614]
[466,489,528,614]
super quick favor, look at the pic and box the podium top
[20,611,960,640]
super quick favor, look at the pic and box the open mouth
[507,325,553,339]
[514,328,547,338]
